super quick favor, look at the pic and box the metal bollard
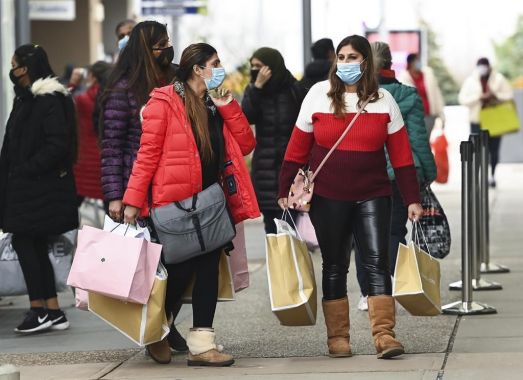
[443,141,496,315]
[479,130,510,274]
[449,135,501,291]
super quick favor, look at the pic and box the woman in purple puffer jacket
[100,21,176,219]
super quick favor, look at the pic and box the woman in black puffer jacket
[242,47,304,233]
[0,44,78,334]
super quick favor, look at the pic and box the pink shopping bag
[296,213,319,251]
[229,222,249,292]
[75,288,88,311]
[67,226,162,304]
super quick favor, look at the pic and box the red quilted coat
[73,84,103,199]
[123,85,261,223]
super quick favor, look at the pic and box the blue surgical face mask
[202,67,226,90]
[336,60,365,85]
[414,60,422,71]
[118,35,129,51]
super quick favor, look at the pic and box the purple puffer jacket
[101,78,142,201]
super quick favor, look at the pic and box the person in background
[67,66,87,95]
[353,41,437,312]
[123,43,260,366]
[99,21,183,361]
[60,64,74,86]
[278,35,423,359]
[91,19,137,137]
[458,57,513,187]
[73,61,112,204]
[242,47,304,234]
[399,53,445,137]
[0,44,78,334]
[115,19,136,57]
[298,38,336,95]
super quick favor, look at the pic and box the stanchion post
[472,134,501,289]
[479,130,509,273]
[443,141,496,315]
[449,134,502,291]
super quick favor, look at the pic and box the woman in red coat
[73,61,111,201]
[123,43,260,367]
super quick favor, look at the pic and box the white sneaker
[357,295,368,311]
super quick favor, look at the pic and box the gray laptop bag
[150,182,236,264]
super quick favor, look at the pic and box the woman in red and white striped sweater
[278,35,423,359]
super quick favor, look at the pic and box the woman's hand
[209,88,233,107]
[108,200,124,222]
[277,197,289,210]
[408,203,424,222]
[123,205,141,225]
[69,68,85,88]
[254,66,272,89]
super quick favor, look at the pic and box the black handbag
[413,186,451,259]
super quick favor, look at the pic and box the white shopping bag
[102,215,151,241]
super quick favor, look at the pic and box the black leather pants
[309,194,392,300]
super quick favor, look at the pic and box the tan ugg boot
[187,328,234,367]
[367,295,405,359]
[322,297,352,358]
[146,337,171,364]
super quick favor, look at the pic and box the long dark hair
[14,44,77,163]
[14,44,55,83]
[176,43,218,163]
[102,21,172,108]
[328,35,379,118]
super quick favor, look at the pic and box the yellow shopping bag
[182,251,235,302]
[266,218,317,326]
[88,264,170,346]
[479,101,521,137]
[393,241,441,316]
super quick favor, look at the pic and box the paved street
[1,163,522,379]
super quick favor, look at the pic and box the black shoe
[48,309,70,331]
[14,309,52,334]
[167,323,188,352]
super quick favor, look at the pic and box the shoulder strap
[311,97,371,181]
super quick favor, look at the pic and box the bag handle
[412,221,435,260]
[311,97,371,182]
[174,194,198,212]
[110,223,132,235]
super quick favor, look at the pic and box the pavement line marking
[436,315,462,380]
[96,350,142,380]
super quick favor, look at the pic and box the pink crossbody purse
[287,98,371,212]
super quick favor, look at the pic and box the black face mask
[9,67,22,85]
[155,46,175,68]
[250,69,259,83]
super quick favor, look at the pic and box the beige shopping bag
[88,264,170,346]
[182,251,235,302]
[266,218,317,326]
[393,242,441,316]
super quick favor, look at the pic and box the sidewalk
[0,165,522,379]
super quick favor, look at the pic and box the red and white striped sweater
[278,80,420,205]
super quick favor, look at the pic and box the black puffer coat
[0,77,79,235]
[297,59,332,96]
[242,78,303,211]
